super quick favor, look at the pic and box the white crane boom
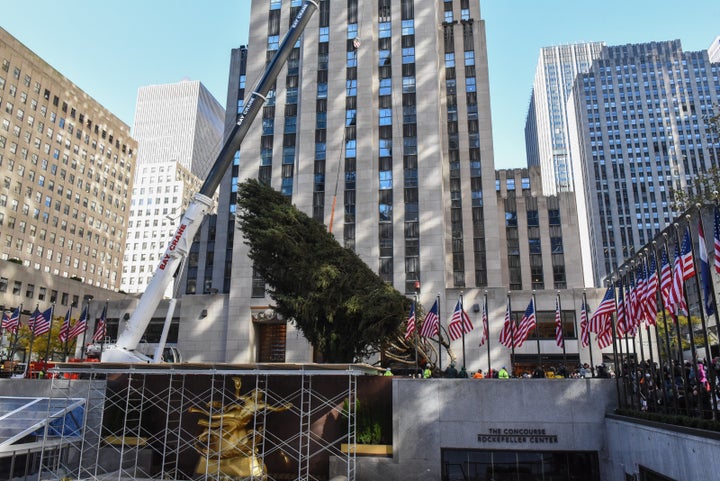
[102,0,319,363]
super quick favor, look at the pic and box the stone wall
[605,415,720,480]
[331,378,617,481]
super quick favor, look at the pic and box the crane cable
[329,2,363,234]
[328,129,346,234]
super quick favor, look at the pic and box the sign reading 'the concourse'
[477,427,558,444]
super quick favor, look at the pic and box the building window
[548,209,561,225]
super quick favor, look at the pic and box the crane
[101,0,319,362]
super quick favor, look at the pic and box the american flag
[0,312,9,332]
[699,220,716,316]
[627,283,639,336]
[659,247,673,311]
[596,324,614,349]
[680,228,695,281]
[419,299,439,338]
[714,207,720,274]
[498,300,515,348]
[554,297,564,348]
[68,305,88,339]
[447,299,474,341]
[93,305,108,342]
[580,301,590,348]
[29,307,52,336]
[478,301,488,347]
[615,286,628,338]
[404,301,416,340]
[635,266,647,323]
[58,308,72,343]
[589,287,615,334]
[513,298,536,348]
[667,243,689,316]
[2,307,21,333]
[643,254,658,326]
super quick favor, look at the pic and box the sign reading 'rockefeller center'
[477,427,559,444]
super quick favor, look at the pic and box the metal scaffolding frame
[36,363,370,481]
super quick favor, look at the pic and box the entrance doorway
[442,449,600,481]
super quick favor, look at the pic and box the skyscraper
[567,40,720,284]
[525,42,605,195]
[0,27,136,291]
[708,35,720,63]
[215,0,501,361]
[121,80,224,296]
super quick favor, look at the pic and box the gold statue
[189,376,292,478]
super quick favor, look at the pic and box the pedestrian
[423,364,432,379]
[458,366,469,378]
[445,361,458,378]
[498,366,510,379]
[384,367,393,377]
[472,369,484,379]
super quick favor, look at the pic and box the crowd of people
[384,361,615,380]
[383,355,720,419]
[617,357,720,419]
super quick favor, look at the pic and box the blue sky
[2,1,718,169]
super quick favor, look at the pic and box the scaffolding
[34,363,371,481]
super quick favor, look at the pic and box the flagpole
[582,291,595,376]
[532,292,541,369]
[648,244,671,414]
[508,292,514,375]
[0,309,6,352]
[639,248,663,413]
[704,206,720,409]
[0,309,9,353]
[43,303,55,366]
[101,300,108,355]
[676,224,699,367]
[630,263,644,366]
[677,222,704,417]
[484,290,491,376]
[8,304,22,363]
[558,291,566,366]
[27,305,37,377]
[80,300,90,359]
[639,253,657,380]
[460,292,466,369]
[659,236,680,414]
[666,231,691,413]
[621,274,638,411]
[436,294,442,372]
[63,306,72,361]
[687,209,718,415]
[413,295,419,376]
[621,278,633,384]
[627,267,643,409]
[608,276,622,407]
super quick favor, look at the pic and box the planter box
[340,443,392,456]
